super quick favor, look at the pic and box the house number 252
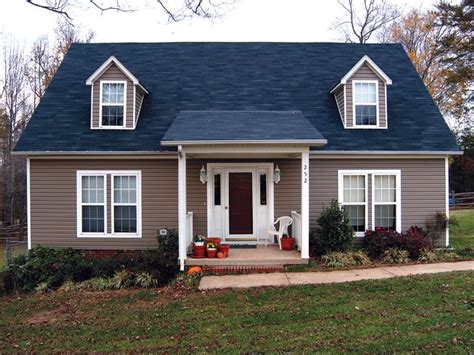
[303,164,308,184]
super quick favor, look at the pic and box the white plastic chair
[267,216,293,249]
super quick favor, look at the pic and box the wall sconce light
[200,165,207,184]
[273,164,281,184]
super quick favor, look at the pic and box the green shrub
[135,272,158,288]
[418,248,438,263]
[3,246,93,293]
[310,199,354,256]
[382,248,409,264]
[321,250,371,268]
[435,250,461,262]
[350,250,371,266]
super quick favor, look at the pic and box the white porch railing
[186,212,194,252]
[291,211,302,251]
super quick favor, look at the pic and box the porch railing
[291,211,302,251]
[186,212,194,252]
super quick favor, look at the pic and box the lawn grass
[0,271,473,352]
[450,209,474,250]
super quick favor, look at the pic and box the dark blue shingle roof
[14,42,460,153]
[162,110,326,144]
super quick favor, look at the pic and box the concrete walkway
[198,260,474,290]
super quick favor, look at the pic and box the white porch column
[445,156,450,247]
[178,146,187,271]
[301,150,310,259]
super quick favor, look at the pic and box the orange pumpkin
[187,266,202,275]
[217,252,225,259]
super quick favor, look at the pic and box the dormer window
[86,56,149,130]
[101,81,126,127]
[330,55,391,130]
[354,81,378,126]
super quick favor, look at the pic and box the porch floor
[185,245,308,266]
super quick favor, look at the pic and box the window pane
[260,174,267,205]
[355,82,376,104]
[346,205,365,232]
[374,175,396,203]
[82,206,104,233]
[82,176,104,204]
[214,174,221,205]
[102,83,124,104]
[342,174,365,203]
[375,205,396,230]
[114,206,137,233]
[355,105,377,125]
[102,106,124,126]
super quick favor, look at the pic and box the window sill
[77,233,142,239]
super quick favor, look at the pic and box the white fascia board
[340,55,393,85]
[161,139,328,146]
[310,150,463,156]
[85,55,149,94]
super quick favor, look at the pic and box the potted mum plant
[206,242,218,258]
[281,236,296,251]
[193,235,206,258]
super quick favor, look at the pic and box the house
[13,43,461,270]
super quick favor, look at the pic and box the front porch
[185,245,308,266]
[160,110,328,270]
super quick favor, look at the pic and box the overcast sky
[1,0,439,45]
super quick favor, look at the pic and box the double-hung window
[77,171,141,237]
[112,173,139,234]
[353,81,378,126]
[339,173,367,236]
[373,173,400,231]
[101,81,126,127]
[78,173,106,234]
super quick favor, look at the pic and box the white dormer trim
[340,55,392,85]
[85,55,149,94]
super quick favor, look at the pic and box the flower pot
[205,237,222,246]
[281,237,295,251]
[219,244,230,257]
[194,241,205,247]
[207,248,217,258]
[193,244,206,258]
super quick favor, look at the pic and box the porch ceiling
[161,110,327,146]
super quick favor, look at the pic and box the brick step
[201,265,285,275]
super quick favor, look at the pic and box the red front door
[228,173,253,235]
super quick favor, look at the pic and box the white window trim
[99,80,127,129]
[111,171,142,238]
[77,171,107,238]
[372,171,402,233]
[352,80,380,129]
[76,170,142,238]
[338,170,369,237]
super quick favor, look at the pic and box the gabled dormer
[330,55,392,129]
[86,56,149,130]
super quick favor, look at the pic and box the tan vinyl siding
[334,86,345,124]
[30,159,178,249]
[345,62,387,128]
[135,87,145,125]
[309,158,446,231]
[91,63,135,129]
[29,157,446,249]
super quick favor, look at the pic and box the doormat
[230,244,257,249]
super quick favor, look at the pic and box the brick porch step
[202,265,285,274]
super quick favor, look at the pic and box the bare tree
[386,8,472,127]
[333,0,400,43]
[25,0,233,23]
[26,20,94,109]
[1,38,31,227]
